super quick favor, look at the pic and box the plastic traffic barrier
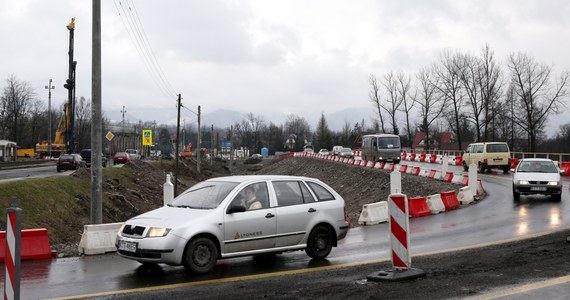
[451,173,463,185]
[455,156,463,166]
[420,153,427,162]
[399,164,408,173]
[410,153,416,161]
[0,228,57,262]
[458,186,474,205]
[408,196,430,217]
[440,190,460,210]
[510,158,520,169]
[429,154,437,163]
[442,171,454,182]
[358,201,389,225]
[560,161,570,176]
[426,194,445,214]
[428,169,437,179]
[78,222,124,255]
[461,174,469,186]
[411,166,421,176]
[389,164,396,172]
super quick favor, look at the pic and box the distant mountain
[201,107,377,132]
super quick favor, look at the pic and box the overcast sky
[1,0,569,136]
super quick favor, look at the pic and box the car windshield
[341,148,351,152]
[517,161,558,173]
[170,181,239,209]
[377,137,400,149]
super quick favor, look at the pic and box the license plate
[118,240,137,252]
[493,158,503,161]
[530,186,547,191]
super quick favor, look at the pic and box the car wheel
[57,168,61,172]
[513,185,520,202]
[478,163,486,173]
[503,167,510,174]
[183,237,218,274]
[305,225,333,259]
[462,162,468,172]
[552,194,562,202]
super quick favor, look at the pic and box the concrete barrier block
[78,222,124,255]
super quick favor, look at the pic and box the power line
[113,0,177,98]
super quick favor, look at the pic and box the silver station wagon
[116,175,351,273]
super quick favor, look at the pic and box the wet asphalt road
[2,162,570,299]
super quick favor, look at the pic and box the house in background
[412,132,469,152]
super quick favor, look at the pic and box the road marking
[463,275,570,300]
[49,227,570,300]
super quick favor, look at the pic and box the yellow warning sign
[142,130,152,146]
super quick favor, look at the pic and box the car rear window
[486,144,509,153]
[307,182,335,201]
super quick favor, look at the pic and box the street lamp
[45,79,55,159]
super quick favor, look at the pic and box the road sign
[142,130,152,146]
[105,131,114,141]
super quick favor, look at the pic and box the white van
[462,142,511,173]
[125,149,141,160]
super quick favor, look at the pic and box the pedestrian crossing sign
[142,130,152,146]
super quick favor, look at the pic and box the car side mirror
[227,205,246,214]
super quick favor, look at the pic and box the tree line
[2,44,570,157]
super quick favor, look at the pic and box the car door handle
[265,213,275,218]
[308,208,317,213]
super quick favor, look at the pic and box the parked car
[338,147,354,158]
[318,149,330,155]
[56,154,86,172]
[115,175,350,274]
[512,158,564,202]
[463,142,511,173]
[80,149,108,167]
[114,152,130,165]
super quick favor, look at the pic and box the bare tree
[381,71,403,134]
[478,44,503,141]
[414,66,445,150]
[507,52,569,151]
[396,72,414,148]
[75,96,92,149]
[284,114,311,150]
[234,113,266,153]
[434,50,465,150]
[368,74,386,133]
[458,52,485,142]
[1,75,36,143]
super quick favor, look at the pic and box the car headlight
[517,180,529,185]
[548,181,560,186]
[147,227,171,237]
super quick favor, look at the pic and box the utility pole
[91,0,103,224]
[174,94,181,196]
[45,79,55,159]
[197,105,201,174]
[120,105,127,150]
[211,124,214,164]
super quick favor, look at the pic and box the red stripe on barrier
[440,190,460,210]
[461,175,469,186]
[428,169,436,179]
[443,171,454,182]
[408,197,430,217]
[392,250,407,269]
[411,166,421,176]
[390,216,408,248]
[389,164,396,171]
[420,153,426,162]
[399,165,408,173]
[429,155,436,163]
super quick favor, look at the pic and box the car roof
[519,158,555,163]
[203,175,318,184]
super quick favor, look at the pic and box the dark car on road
[80,149,108,167]
[57,154,86,172]
[114,152,130,165]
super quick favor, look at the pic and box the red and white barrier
[408,196,430,217]
[458,186,474,205]
[4,200,21,300]
[388,194,411,269]
[440,190,460,210]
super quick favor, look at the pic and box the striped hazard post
[367,194,426,281]
[4,198,21,300]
